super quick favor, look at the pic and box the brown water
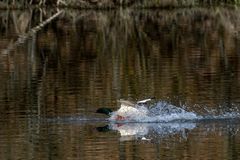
[0,7,240,160]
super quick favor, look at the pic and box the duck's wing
[137,97,155,105]
[118,99,135,107]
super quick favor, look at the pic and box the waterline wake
[108,101,240,123]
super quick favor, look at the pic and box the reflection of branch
[57,0,67,6]
[2,10,64,55]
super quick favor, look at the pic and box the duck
[96,97,155,121]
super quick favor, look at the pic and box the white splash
[109,101,201,122]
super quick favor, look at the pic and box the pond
[0,7,240,159]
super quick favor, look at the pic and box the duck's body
[97,98,155,121]
[110,102,149,121]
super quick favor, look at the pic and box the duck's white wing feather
[137,98,154,104]
[118,99,135,107]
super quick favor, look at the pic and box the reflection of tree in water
[0,8,62,119]
[1,7,240,160]
[0,8,240,118]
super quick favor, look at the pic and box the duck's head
[96,108,113,116]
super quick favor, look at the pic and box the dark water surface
[1,7,240,159]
